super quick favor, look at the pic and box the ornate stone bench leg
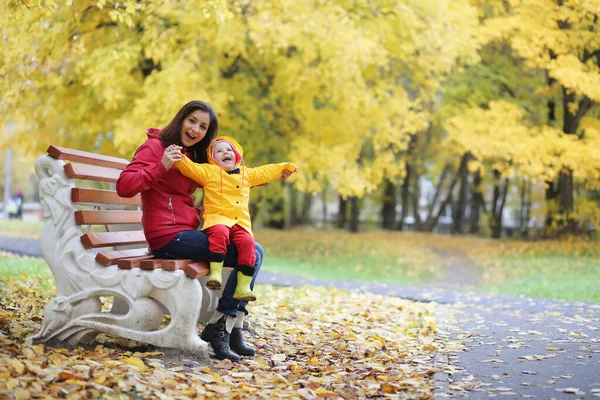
[32,274,208,359]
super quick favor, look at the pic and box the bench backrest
[47,145,153,267]
[47,145,212,276]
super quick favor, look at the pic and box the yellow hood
[207,136,244,167]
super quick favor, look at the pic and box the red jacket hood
[147,128,161,139]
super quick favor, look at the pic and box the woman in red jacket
[116,100,262,362]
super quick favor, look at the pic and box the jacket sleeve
[246,163,297,187]
[116,141,169,198]
[173,154,212,186]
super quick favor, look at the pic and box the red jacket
[116,129,201,251]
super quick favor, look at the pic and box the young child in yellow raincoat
[172,136,297,301]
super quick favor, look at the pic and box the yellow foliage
[1,0,483,198]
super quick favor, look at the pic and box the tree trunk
[29,173,39,203]
[420,163,451,231]
[411,169,422,230]
[348,196,360,233]
[398,163,413,231]
[381,179,396,230]
[265,197,285,229]
[422,154,467,232]
[398,133,419,231]
[300,192,313,225]
[321,189,328,226]
[490,170,510,239]
[289,185,299,226]
[546,87,592,234]
[3,149,12,218]
[452,153,471,235]
[336,195,347,229]
[469,169,484,234]
[520,179,531,238]
[544,74,558,229]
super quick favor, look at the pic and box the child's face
[213,141,237,170]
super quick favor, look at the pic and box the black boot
[230,328,256,356]
[200,316,241,362]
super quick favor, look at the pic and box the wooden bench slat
[75,210,142,225]
[140,259,164,270]
[72,188,141,206]
[64,163,122,183]
[81,231,147,249]
[185,262,210,279]
[96,248,151,266]
[117,255,155,269]
[140,259,191,271]
[48,145,130,169]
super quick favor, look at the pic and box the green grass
[0,220,44,239]
[256,228,444,286]
[0,254,54,289]
[262,255,437,286]
[477,255,600,303]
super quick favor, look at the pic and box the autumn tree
[488,0,600,233]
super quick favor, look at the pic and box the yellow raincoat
[174,136,296,236]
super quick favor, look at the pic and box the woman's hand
[281,166,298,180]
[162,145,183,170]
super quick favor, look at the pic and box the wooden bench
[30,145,232,358]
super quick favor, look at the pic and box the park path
[1,234,599,398]
[425,246,484,290]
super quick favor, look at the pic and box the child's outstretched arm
[173,153,213,187]
[247,163,298,187]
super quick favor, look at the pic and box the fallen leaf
[123,357,147,372]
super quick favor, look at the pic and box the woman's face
[180,110,211,148]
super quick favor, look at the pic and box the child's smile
[213,141,237,170]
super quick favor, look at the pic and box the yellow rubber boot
[207,261,223,290]
[233,271,256,301]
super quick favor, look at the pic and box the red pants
[205,224,256,267]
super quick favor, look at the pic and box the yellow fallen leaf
[271,353,286,362]
[231,372,253,379]
[21,347,36,359]
[6,378,19,390]
[59,372,87,381]
[197,373,215,383]
[11,359,25,375]
[181,388,195,397]
[124,357,147,372]
[207,384,230,395]
[309,357,319,366]
[382,383,401,394]
[14,389,30,400]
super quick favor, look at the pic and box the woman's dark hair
[159,100,218,163]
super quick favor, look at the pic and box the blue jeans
[152,229,263,317]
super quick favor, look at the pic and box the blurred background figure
[6,189,23,219]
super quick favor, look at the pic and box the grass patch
[0,252,54,289]
[255,228,444,286]
[478,255,600,303]
[0,220,44,239]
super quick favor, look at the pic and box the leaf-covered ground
[0,278,462,399]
